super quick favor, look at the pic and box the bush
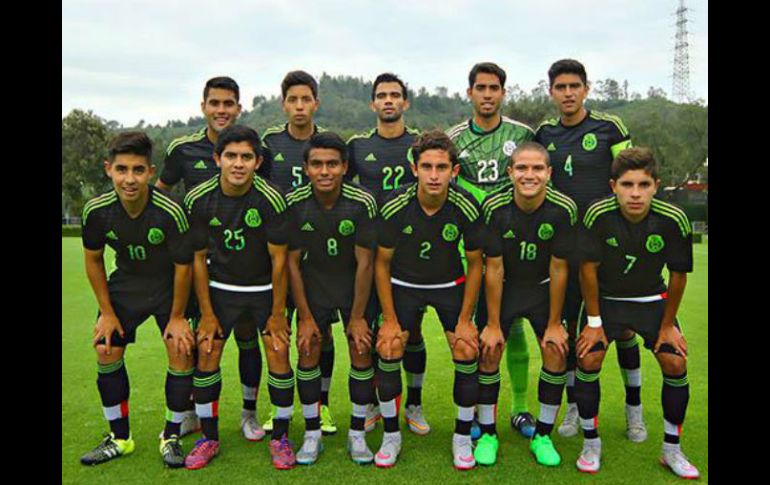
[62,225,81,237]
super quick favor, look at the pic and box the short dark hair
[411,130,459,167]
[203,76,240,102]
[303,132,347,163]
[371,73,408,101]
[511,141,550,166]
[547,59,588,87]
[214,125,262,157]
[468,62,506,88]
[108,131,153,165]
[281,70,318,100]
[611,147,658,181]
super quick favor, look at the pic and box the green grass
[62,238,708,484]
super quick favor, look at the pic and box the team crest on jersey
[582,133,598,151]
[147,227,165,245]
[646,234,665,253]
[442,223,459,242]
[245,208,262,228]
[538,223,554,241]
[339,219,355,236]
[503,141,517,156]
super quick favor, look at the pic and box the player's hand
[347,317,373,355]
[479,324,505,361]
[93,313,125,355]
[542,322,569,357]
[654,324,688,358]
[266,313,290,351]
[197,313,224,354]
[164,316,195,357]
[451,317,479,354]
[576,325,607,359]
[375,316,407,360]
[296,317,321,357]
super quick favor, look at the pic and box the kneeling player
[374,131,484,469]
[80,132,195,468]
[573,147,699,479]
[478,142,576,466]
[285,132,379,464]
[184,125,295,470]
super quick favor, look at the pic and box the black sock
[477,369,500,436]
[97,358,130,439]
[164,367,193,438]
[236,337,261,411]
[297,365,322,431]
[565,340,577,404]
[320,339,334,406]
[349,365,375,431]
[453,359,478,436]
[268,370,295,440]
[536,367,566,437]
[616,336,641,406]
[376,358,402,433]
[662,371,689,444]
[575,366,600,439]
[403,339,426,407]
[193,368,222,441]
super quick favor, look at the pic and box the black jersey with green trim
[446,116,535,203]
[346,127,420,204]
[82,186,193,281]
[261,123,325,192]
[160,127,219,192]
[535,110,632,213]
[286,182,377,309]
[185,175,288,286]
[580,196,693,298]
[378,182,484,285]
[483,186,577,286]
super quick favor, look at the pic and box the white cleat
[158,410,200,439]
[241,411,265,442]
[296,431,323,465]
[452,433,475,470]
[558,403,580,438]
[374,432,401,468]
[625,404,648,443]
[661,445,700,479]
[365,404,381,433]
[347,431,374,464]
[576,441,602,474]
[405,405,431,435]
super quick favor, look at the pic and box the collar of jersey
[470,117,502,135]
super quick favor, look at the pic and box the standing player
[373,131,484,469]
[572,147,698,479]
[285,132,379,464]
[79,132,195,468]
[261,71,338,436]
[477,142,577,467]
[183,125,296,470]
[447,62,537,437]
[346,73,429,435]
[534,59,643,442]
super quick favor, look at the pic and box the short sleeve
[81,208,106,251]
[160,146,184,186]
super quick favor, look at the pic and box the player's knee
[657,351,686,375]
[578,351,605,372]
[350,351,372,369]
[542,345,567,372]
[95,345,123,363]
[265,337,290,361]
[452,339,478,361]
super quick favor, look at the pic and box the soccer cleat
[347,432,374,464]
[180,410,201,437]
[296,431,323,465]
[404,404,431,435]
[374,432,402,468]
[320,405,337,435]
[184,438,219,470]
[262,409,274,433]
[511,412,536,438]
[661,445,700,479]
[159,435,185,468]
[452,433,476,470]
[530,433,561,466]
[576,442,601,474]
[625,404,648,443]
[80,433,135,465]
[470,418,481,440]
[558,404,580,437]
[268,434,296,470]
[365,404,381,432]
[241,411,265,442]
[473,433,499,466]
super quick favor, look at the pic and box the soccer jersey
[580,196,693,298]
[535,110,632,213]
[185,175,288,287]
[159,127,219,192]
[81,186,193,282]
[446,116,535,203]
[261,123,325,192]
[285,182,377,310]
[378,182,484,285]
[483,185,577,286]
[346,127,420,204]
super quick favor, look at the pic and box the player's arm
[375,246,405,359]
[155,179,173,192]
[542,255,569,356]
[577,260,607,358]
[157,145,183,191]
[454,248,481,352]
[348,245,375,355]
[84,247,124,353]
[193,248,223,354]
[266,242,290,350]
[288,248,319,357]
[481,254,505,358]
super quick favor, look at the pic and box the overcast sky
[62,0,708,127]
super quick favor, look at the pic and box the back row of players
[79,60,699,479]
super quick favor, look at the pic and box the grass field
[62,237,708,484]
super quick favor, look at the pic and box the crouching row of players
[79,126,698,479]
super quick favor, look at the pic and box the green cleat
[80,433,135,465]
[530,433,561,466]
[320,405,337,435]
[473,433,499,466]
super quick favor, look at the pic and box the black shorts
[390,282,464,334]
[209,287,272,340]
[476,282,550,339]
[583,298,681,350]
[562,259,582,324]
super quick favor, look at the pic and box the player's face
[371,82,410,123]
[201,88,242,134]
[610,169,661,220]
[283,85,319,128]
[507,150,551,199]
[549,73,589,117]
[467,72,505,119]
[104,154,154,203]
[214,141,262,189]
[305,148,347,193]
[412,149,460,197]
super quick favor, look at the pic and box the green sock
[505,318,529,414]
